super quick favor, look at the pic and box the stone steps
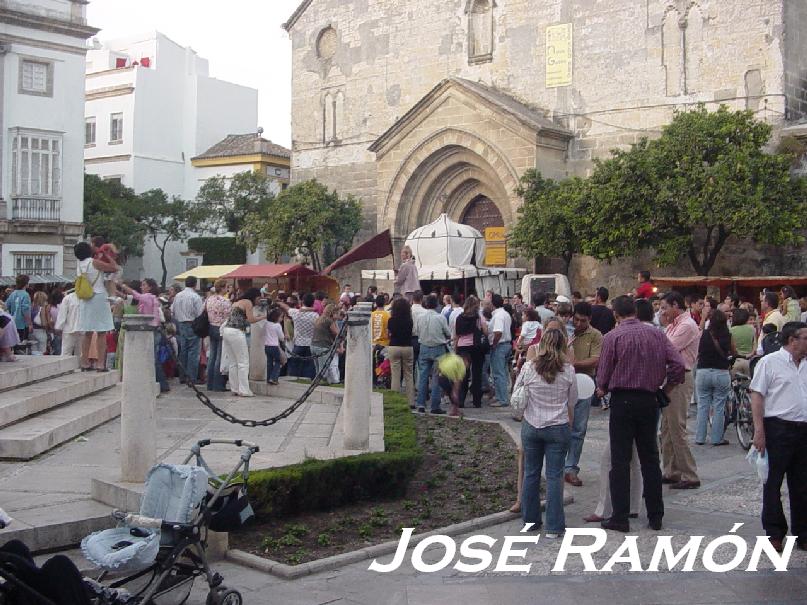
[0,356,79,392]
[0,371,119,429]
[0,385,122,460]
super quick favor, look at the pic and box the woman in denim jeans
[513,328,576,537]
[694,309,735,445]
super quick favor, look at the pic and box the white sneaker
[544,532,562,539]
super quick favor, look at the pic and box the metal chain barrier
[156,320,348,427]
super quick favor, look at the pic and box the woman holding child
[73,241,118,371]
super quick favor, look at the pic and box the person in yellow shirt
[371,295,390,347]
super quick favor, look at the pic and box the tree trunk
[157,238,168,289]
[687,226,730,276]
[562,252,572,278]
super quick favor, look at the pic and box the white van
[521,273,572,303]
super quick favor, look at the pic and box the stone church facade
[284,0,807,292]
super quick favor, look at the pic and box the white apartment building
[0,0,97,278]
[84,31,258,282]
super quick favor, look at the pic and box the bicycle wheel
[723,391,735,431]
[735,389,754,450]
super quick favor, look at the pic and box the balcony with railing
[11,197,61,222]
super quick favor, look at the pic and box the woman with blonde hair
[513,328,576,537]
[30,291,50,354]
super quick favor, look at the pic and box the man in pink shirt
[659,291,701,489]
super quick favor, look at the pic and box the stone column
[249,311,267,382]
[121,315,157,482]
[343,301,372,450]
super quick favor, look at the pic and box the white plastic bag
[746,446,769,483]
[0,507,12,529]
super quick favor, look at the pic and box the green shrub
[187,236,247,265]
[247,390,421,518]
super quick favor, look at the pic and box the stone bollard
[249,311,267,382]
[121,315,157,483]
[343,301,372,450]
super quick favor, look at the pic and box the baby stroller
[1,439,258,605]
[82,439,258,604]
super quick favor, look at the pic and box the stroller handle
[196,438,260,453]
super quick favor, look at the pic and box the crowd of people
[0,240,803,552]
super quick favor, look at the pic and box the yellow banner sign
[485,244,507,266]
[485,227,506,242]
[546,23,573,88]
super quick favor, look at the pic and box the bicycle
[704,359,754,449]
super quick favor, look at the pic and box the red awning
[321,229,393,275]
[221,263,318,280]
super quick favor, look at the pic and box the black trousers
[609,389,664,524]
[457,345,484,407]
[762,417,807,541]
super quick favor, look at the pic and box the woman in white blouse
[513,328,576,537]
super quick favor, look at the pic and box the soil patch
[230,415,518,565]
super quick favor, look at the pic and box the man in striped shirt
[171,276,204,384]
[596,295,686,532]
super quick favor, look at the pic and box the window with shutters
[13,253,55,276]
[10,131,62,197]
[19,59,53,96]
[110,113,124,143]
[467,0,494,64]
[85,117,96,146]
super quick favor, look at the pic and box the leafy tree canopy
[83,174,146,260]
[240,179,363,272]
[195,170,275,235]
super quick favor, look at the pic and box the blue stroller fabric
[82,464,209,573]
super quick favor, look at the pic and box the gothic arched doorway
[460,195,504,234]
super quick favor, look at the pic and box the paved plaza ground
[2,376,806,603]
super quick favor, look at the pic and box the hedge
[247,389,422,518]
[187,236,247,265]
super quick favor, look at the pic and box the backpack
[761,331,783,356]
[75,265,100,300]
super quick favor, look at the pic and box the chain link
[156,321,348,427]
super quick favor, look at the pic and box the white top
[490,307,512,343]
[77,258,106,295]
[171,288,203,322]
[537,306,554,325]
[749,348,807,422]
[520,321,542,343]
[448,306,463,337]
[515,362,577,429]
[411,303,427,337]
[54,292,80,333]
[264,322,285,347]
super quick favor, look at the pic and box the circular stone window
[316,27,338,60]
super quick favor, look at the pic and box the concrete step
[0,385,121,460]
[0,371,119,428]
[91,478,144,512]
[0,356,79,392]
[0,498,114,553]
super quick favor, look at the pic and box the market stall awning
[221,263,318,280]
[0,275,74,286]
[173,265,242,281]
[322,229,393,275]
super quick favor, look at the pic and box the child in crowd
[162,323,178,379]
[91,236,122,299]
[264,308,285,385]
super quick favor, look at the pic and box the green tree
[241,179,363,272]
[509,170,589,276]
[586,105,807,275]
[195,170,275,234]
[83,173,146,261]
[136,190,206,287]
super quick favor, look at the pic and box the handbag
[473,318,491,356]
[192,308,210,338]
[510,366,535,411]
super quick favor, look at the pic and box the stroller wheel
[207,587,243,605]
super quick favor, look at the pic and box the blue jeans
[265,345,282,382]
[153,333,169,392]
[490,342,511,404]
[417,344,447,411]
[565,396,593,474]
[695,368,731,444]
[177,322,201,383]
[207,325,227,391]
[521,421,570,532]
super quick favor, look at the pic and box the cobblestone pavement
[189,401,807,605]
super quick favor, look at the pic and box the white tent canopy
[404,214,485,278]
